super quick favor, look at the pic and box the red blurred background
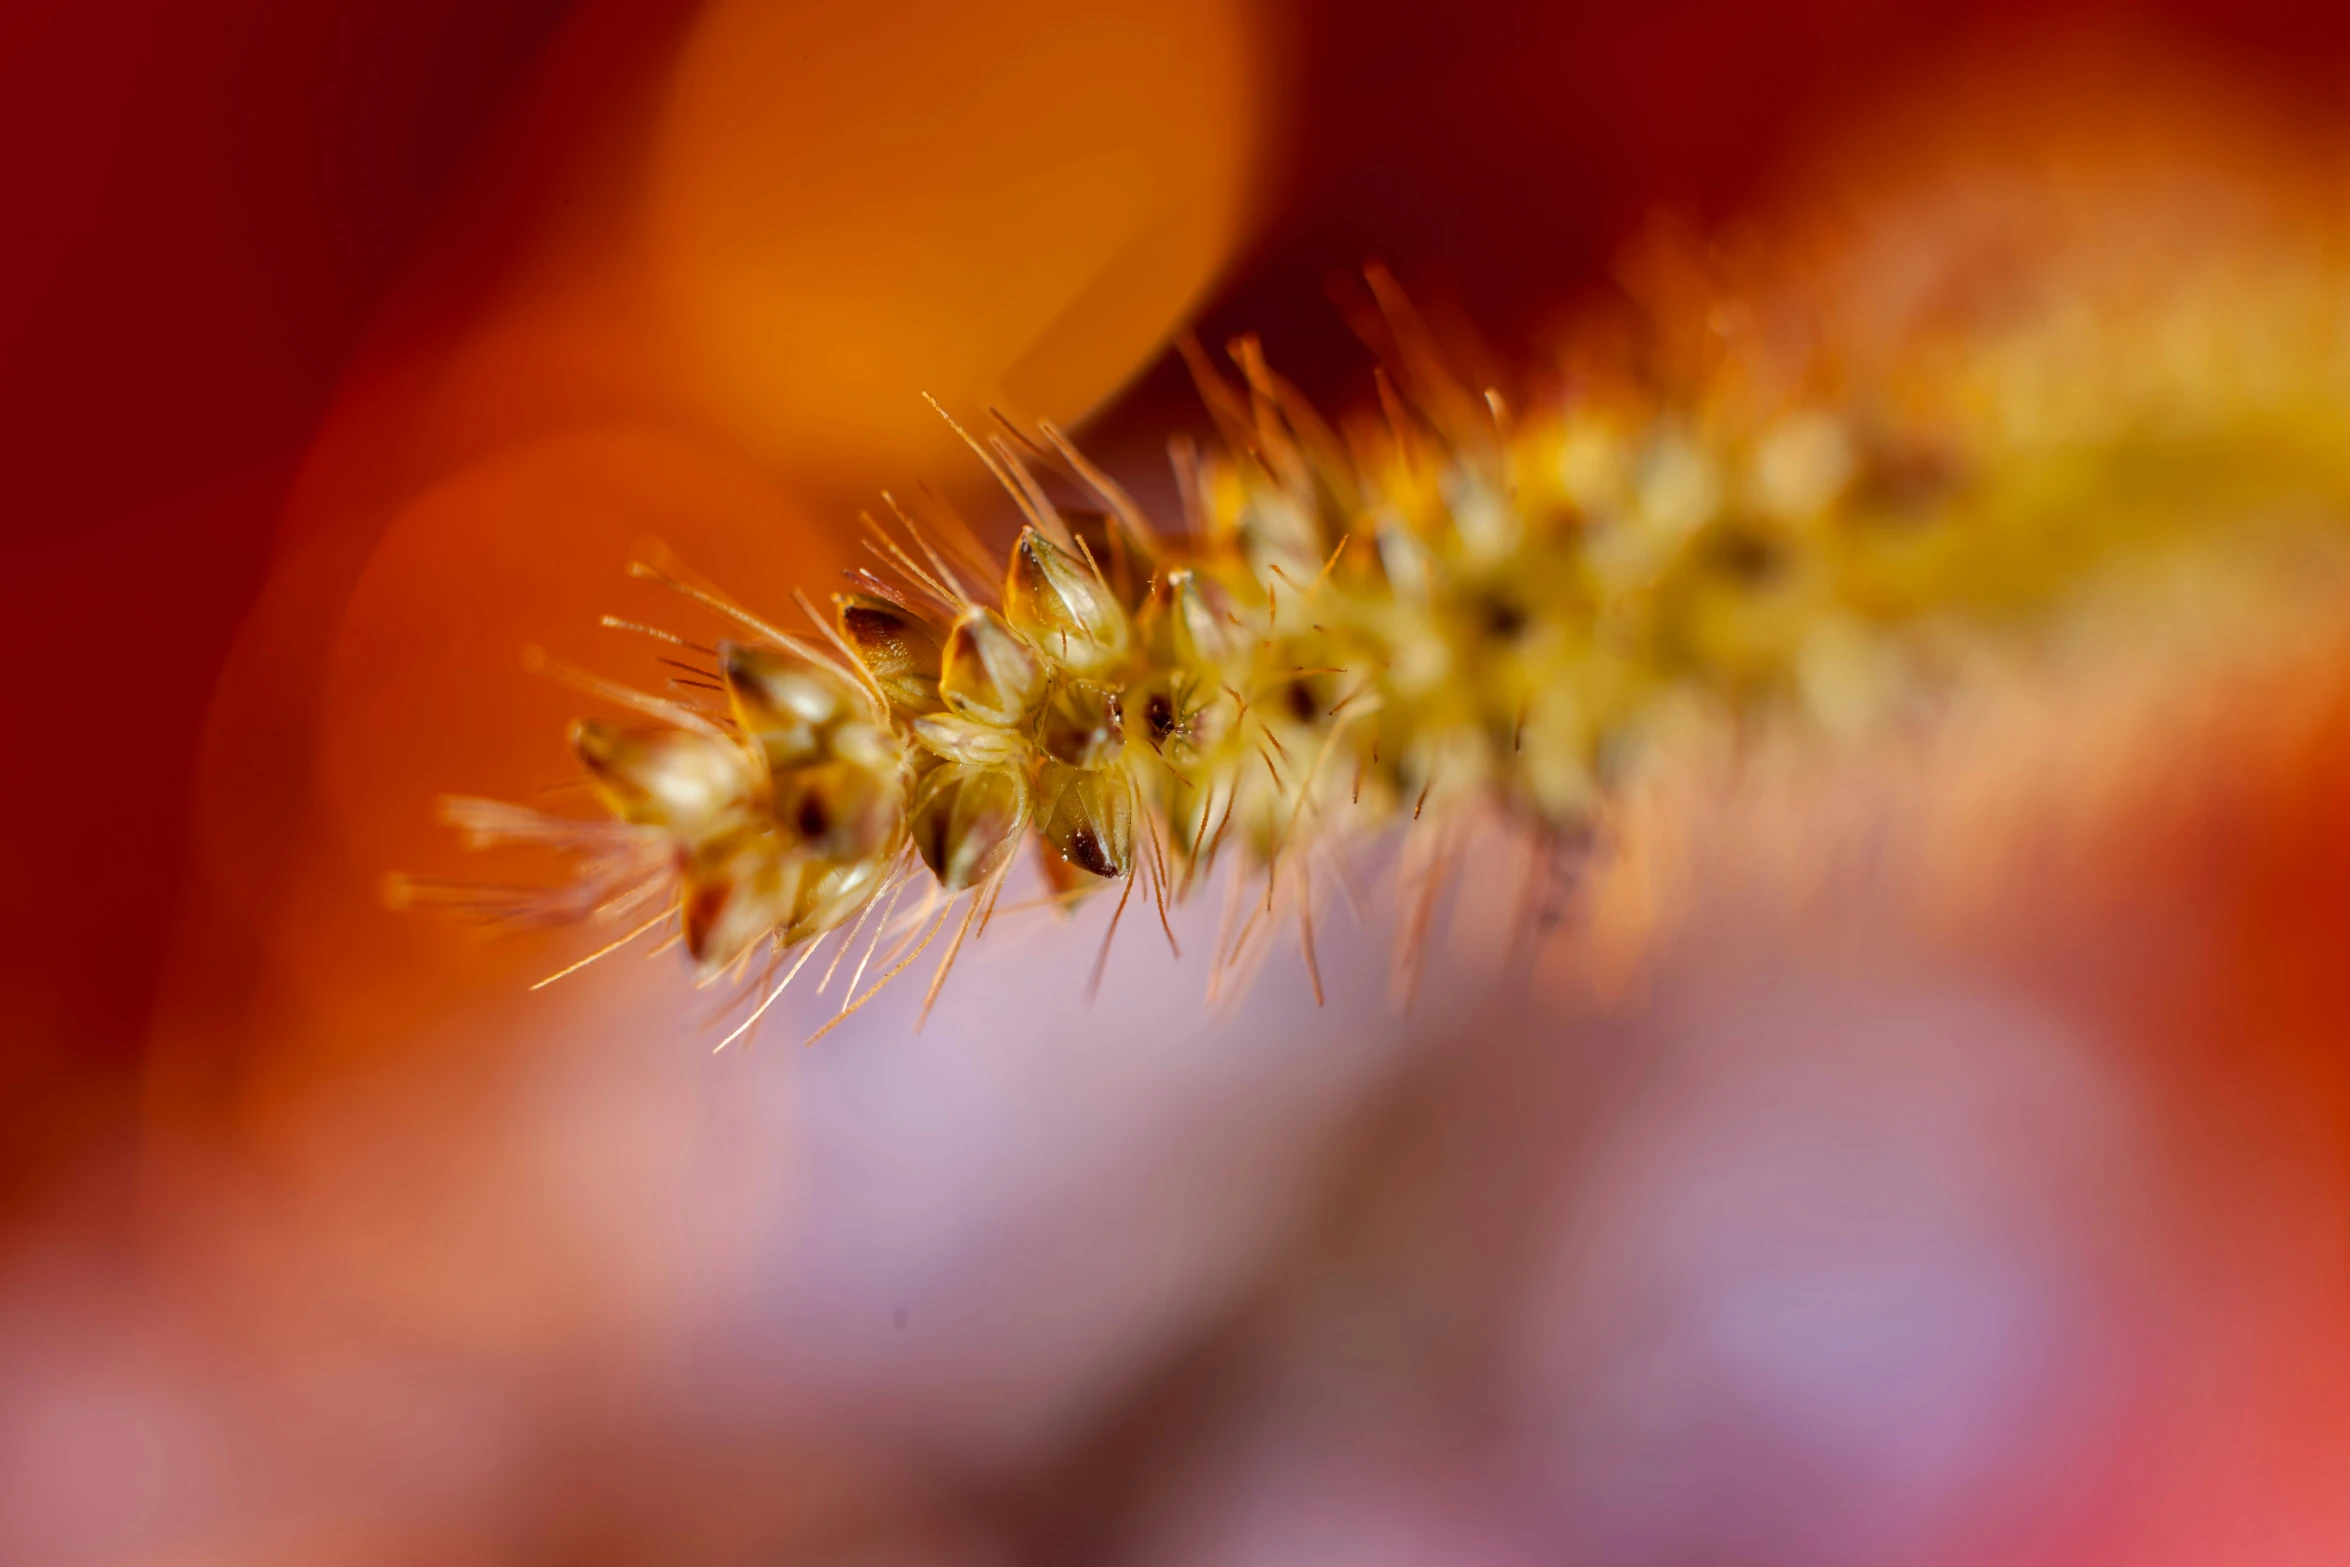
[13,0,2350,1201]
[12,1,2350,1560]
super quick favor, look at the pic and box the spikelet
[399,167,2350,1041]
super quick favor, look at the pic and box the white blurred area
[8,813,2345,1566]
[0,883,1404,1563]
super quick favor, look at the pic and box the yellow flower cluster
[408,193,2350,1035]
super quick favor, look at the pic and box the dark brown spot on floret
[1066,826,1117,878]
[915,809,950,874]
[1478,595,1528,639]
[842,605,912,661]
[1711,528,1784,583]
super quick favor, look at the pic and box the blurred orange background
[12,1,2350,1561]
